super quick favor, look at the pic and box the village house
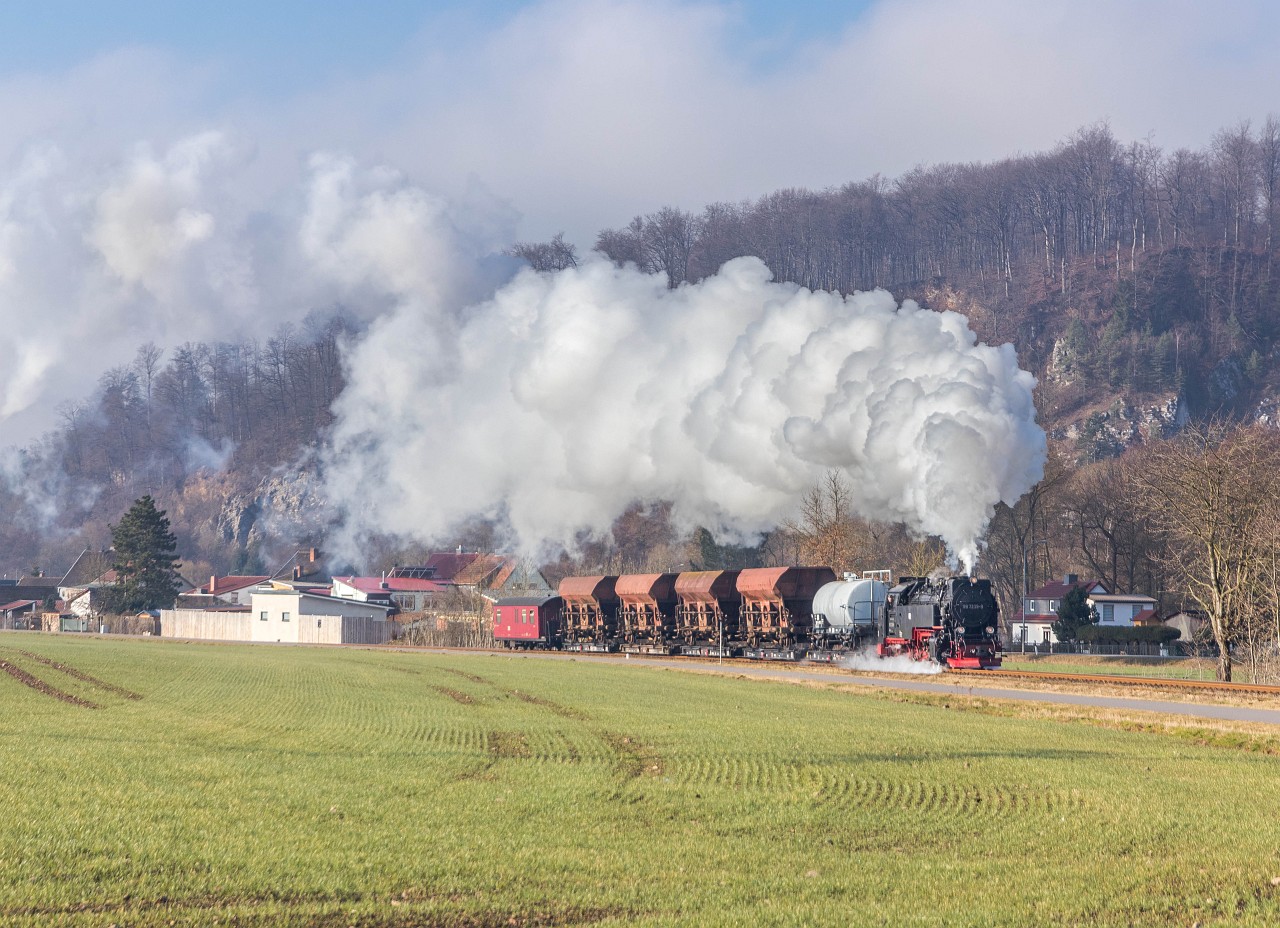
[1008,574,1157,646]
[0,598,38,630]
[180,574,272,607]
[330,573,448,612]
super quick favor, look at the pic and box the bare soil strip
[15,650,143,699]
[429,684,476,705]
[0,659,99,708]
[0,888,627,926]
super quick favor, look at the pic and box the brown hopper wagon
[737,566,836,651]
[558,575,620,650]
[616,573,679,650]
[674,570,741,650]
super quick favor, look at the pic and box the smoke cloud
[321,254,1046,570]
[840,648,944,676]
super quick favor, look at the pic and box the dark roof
[424,552,481,581]
[185,575,271,596]
[0,586,59,603]
[495,595,561,607]
[1027,578,1107,599]
[60,549,116,587]
[15,575,60,589]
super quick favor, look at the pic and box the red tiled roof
[335,576,448,594]
[0,599,36,612]
[454,554,509,586]
[1132,608,1160,625]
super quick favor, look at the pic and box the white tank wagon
[811,578,888,649]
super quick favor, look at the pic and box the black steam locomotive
[877,576,1002,669]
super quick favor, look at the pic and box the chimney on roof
[210,574,217,594]
[293,565,302,580]
[1064,574,1079,585]
[381,580,389,590]
[309,547,317,563]
[456,544,462,555]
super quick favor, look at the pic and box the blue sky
[0,1,875,91]
[0,0,1276,439]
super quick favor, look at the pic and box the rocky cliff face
[1048,395,1186,462]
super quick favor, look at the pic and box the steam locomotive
[493,568,1002,670]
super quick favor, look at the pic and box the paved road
[495,650,1280,726]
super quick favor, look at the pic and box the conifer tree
[106,495,181,612]
[1051,585,1098,642]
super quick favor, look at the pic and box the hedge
[1076,624,1181,645]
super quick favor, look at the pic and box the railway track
[377,642,1280,698]
[950,667,1280,696]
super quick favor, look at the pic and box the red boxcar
[493,595,562,649]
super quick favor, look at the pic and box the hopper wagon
[674,569,741,657]
[737,566,836,659]
[559,575,620,652]
[616,572,679,654]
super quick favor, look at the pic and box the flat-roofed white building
[251,587,394,644]
[163,586,395,644]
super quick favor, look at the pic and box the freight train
[492,568,1002,669]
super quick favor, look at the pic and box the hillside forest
[5,119,1280,672]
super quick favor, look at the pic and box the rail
[951,667,1280,696]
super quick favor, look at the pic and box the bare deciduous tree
[1132,423,1280,680]
[507,232,579,272]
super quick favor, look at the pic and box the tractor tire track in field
[429,684,477,705]
[15,650,143,699]
[0,658,99,708]
[437,667,665,782]
[0,888,629,926]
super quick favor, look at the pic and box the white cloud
[0,0,1274,442]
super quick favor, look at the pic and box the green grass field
[999,654,1230,681]
[2,634,1280,926]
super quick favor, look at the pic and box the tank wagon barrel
[811,577,888,650]
[615,572,679,653]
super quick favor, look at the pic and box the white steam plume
[840,648,944,676]
[320,255,1046,570]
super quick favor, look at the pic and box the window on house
[259,611,268,622]
[282,611,291,622]
[1043,629,1051,643]
[1102,604,1114,623]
